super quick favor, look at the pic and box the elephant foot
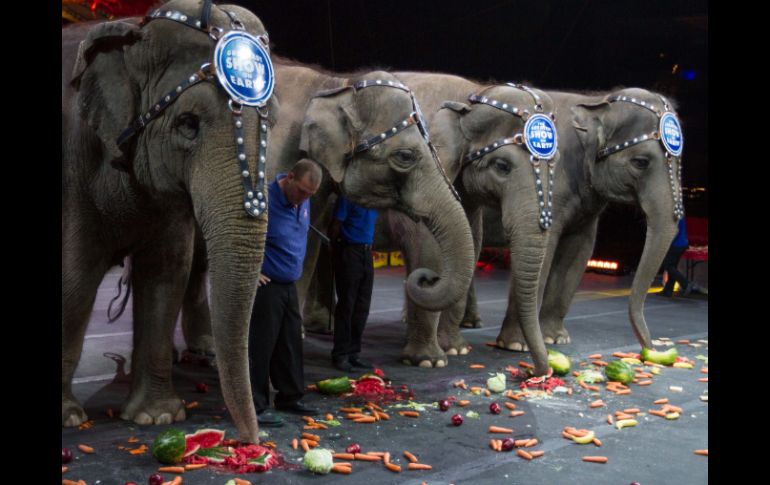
[496,326,529,352]
[120,395,187,426]
[459,316,483,329]
[62,396,88,427]
[400,342,448,368]
[438,331,472,356]
[542,321,571,344]
[185,335,215,356]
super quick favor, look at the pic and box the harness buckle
[229,99,243,115]
[513,133,524,145]
[209,26,224,41]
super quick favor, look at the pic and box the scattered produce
[451,414,464,426]
[345,444,361,455]
[148,473,164,485]
[303,448,334,474]
[152,429,186,465]
[62,448,73,464]
[438,399,451,412]
[640,347,679,365]
[489,402,502,414]
[547,349,571,375]
[486,372,507,393]
[604,360,635,384]
[317,376,353,395]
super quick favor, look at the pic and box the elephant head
[571,87,685,348]
[428,84,560,375]
[299,72,475,312]
[69,0,278,442]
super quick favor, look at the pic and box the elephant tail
[107,257,132,323]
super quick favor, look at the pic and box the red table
[682,245,708,281]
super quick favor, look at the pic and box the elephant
[62,0,278,442]
[471,87,685,350]
[303,73,559,375]
[178,61,478,369]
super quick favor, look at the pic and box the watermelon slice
[183,443,200,458]
[185,429,225,450]
[194,446,234,463]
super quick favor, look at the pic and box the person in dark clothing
[660,217,707,297]
[248,159,322,427]
[328,195,378,372]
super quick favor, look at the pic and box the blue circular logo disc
[214,31,274,107]
[524,114,558,160]
[659,112,683,157]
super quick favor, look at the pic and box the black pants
[332,244,374,360]
[248,280,304,412]
[661,246,688,296]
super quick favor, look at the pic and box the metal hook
[229,99,243,115]
[209,26,224,41]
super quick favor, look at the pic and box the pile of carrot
[301,415,329,430]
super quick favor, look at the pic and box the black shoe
[275,400,320,415]
[349,356,373,370]
[332,358,354,372]
[257,410,284,427]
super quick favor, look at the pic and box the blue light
[682,69,697,80]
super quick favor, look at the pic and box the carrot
[489,439,497,450]
[615,413,635,421]
[589,399,605,408]
[698,377,709,382]
[399,411,420,418]
[300,439,310,452]
[346,413,369,419]
[306,439,319,448]
[582,456,608,463]
[588,353,602,359]
[470,386,483,393]
[623,408,641,414]
[331,464,352,474]
[158,466,185,473]
[453,379,466,388]
[470,364,486,369]
[525,439,538,447]
[408,463,433,470]
[654,398,669,405]
[701,367,708,374]
[694,449,708,456]
[592,360,608,367]
[649,409,667,418]
[185,401,199,409]
[339,407,363,413]
[457,400,470,407]
[494,440,503,452]
[366,452,387,457]
[354,453,381,461]
[333,453,356,460]
[516,449,533,460]
[510,410,525,417]
[167,477,183,485]
[77,444,94,454]
[530,450,545,458]
[62,466,68,473]
[354,416,377,423]
[579,380,590,390]
[404,450,418,463]
[313,422,329,430]
[184,464,208,470]
[375,411,390,420]
[562,431,574,440]
[592,438,602,446]
[586,384,600,392]
[302,432,321,442]
[62,480,79,485]
[505,402,516,410]
[324,413,334,421]
[637,380,653,386]
[607,415,614,425]
[677,339,690,344]
[234,479,252,485]
[488,426,514,433]
[383,452,391,465]
[484,389,492,397]
[385,462,402,472]
[616,389,631,395]
[519,361,534,369]
[367,401,384,411]
[612,352,630,358]
[301,416,315,423]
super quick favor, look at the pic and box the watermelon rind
[194,446,234,463]
[185,428,225,449]
[152,428,186,465]
[183,443,200,458]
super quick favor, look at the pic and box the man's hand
[258,274,271,287]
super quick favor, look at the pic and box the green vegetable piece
[640,347,679,365]
[151,428,186,465]
[615,419,638,429]
[316,376,353,395]
[576,370,605,384]
[547,349,572,376]
[604,360,635,384]
[486,373,507,393]
[303,448,334,474]
[572,430,595,444]
[666,412,680,420]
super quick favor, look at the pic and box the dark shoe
[275,400,319,415]
[332,357,354,372]
[257,410,284,427]
[349,356,373,370]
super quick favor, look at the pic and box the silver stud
[166,11,172,17]
[536,179,542,185]
[631,98,636,103]
[633,138,638,143]
[196,20,201,27]
[376,80,382,84]
[493,143,499,148]
[171,12,179,19]
[484,147,489,152]
[261,140,267,147]
[260,156,266,163]
[146,113,151,119]
[538,191,543,196]
[245,201,252,209]
[242,170,249,177]
[257,192,263,200]
[380,133,387,139]
[181,15,187,21]
[237,137,244,145]
[535,168,541,174]
[540,201,545,207]
[513,108,518,113]
[259,171,264,178]
[492,100,498,105]
[402,121,408,127]
[392,127,398,133]
[189,76,196,83]
[236,120,242,128]
[176,86,182,93]
[548,201,553,207]
[247,191,254,198]
[252,208,259,215]
[388,81,394,86]
[261,124,267,132]
[165,96,171,102]
[252,199,258,206]
[624,142,629,146]
[502,104,508,109]
[260,202,266,209]
[615,145,620,150]
[239,154,246,161]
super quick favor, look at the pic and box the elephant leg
[62,234,112,426]
[181,228,213,356]
[495,268,530,351]
[121,222,194,425]
[540,222,599,344]
[437,298,471,356]
[460,206,484,328]
[302,250,335,334]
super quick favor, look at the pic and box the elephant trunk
[504,204,550,376]
[191,155,267,443]
[628,206,679,349]
[404,176,475,312]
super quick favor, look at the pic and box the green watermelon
[641,347,679,365]
[317,376,353,395]
[547,349,571,376]
[152,428,186,465]
[604,360,635,384]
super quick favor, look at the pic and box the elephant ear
[299,88,362,183]
[432,101,473,181]
[71,19,143,173]
[570,100,610,160]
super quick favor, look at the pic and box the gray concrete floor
[63,264,708,484]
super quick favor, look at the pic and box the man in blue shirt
[249,159,323,427]
[660,217,707,297]
[328,195,378,372]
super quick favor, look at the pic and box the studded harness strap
[597,94,684,220]
[464,83,558,230]
[333,79,460,202]
[116,1,274,218]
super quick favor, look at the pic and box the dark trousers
[332,244,374,360]
[661,246,689,296]
[248,280,304,412]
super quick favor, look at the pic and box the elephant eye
[175,112,200,140]
[630,157,650,170]
[493,158,511,174]
[392,149,417,164]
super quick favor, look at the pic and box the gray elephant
[471,87,684,350]
[178,61,478,368]
[304,74,558,375]
[63,0,277,442]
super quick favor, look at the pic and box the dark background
[233,0,708,267]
